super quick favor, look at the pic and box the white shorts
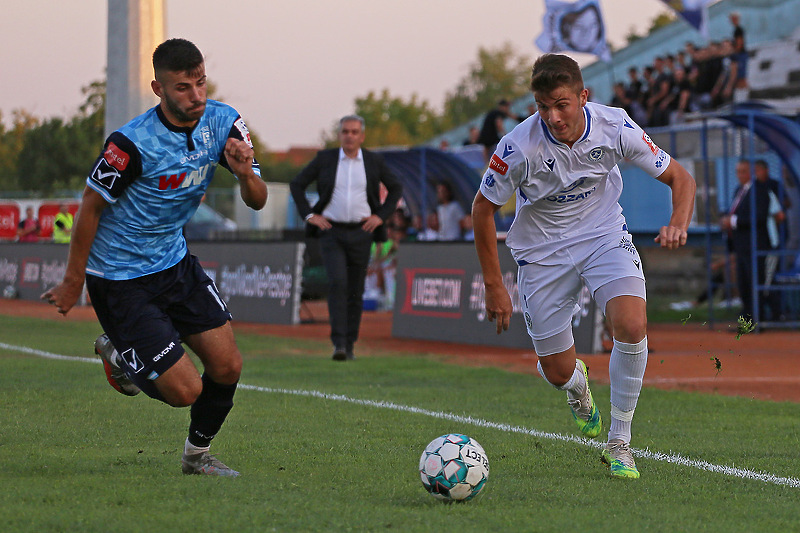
[517,230,646,354]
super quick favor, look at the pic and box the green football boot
[601,439,640,479]
[567,359,602,438]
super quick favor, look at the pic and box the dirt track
[5,299,800,403]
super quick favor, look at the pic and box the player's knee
[208,352,242,385]
[612,316,647,344]
[164,380,203,407]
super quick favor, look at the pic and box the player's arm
[472,191,512,334]
[654,158,696,249]
[42,132,139,314]
[619,113,695,249]
[221,117,267,210]
[41,187,108,314]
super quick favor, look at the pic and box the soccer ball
[419,433,489,501]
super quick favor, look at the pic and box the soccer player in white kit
[472,54,695,478]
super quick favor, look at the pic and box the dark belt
[329,221,363,229]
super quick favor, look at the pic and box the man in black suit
[290,115,403,360]
[720,159,773,322]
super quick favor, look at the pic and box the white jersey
[479,102,670,264]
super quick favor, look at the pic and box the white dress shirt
[322,148,371,223]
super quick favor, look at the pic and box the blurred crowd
[609,12,748,127]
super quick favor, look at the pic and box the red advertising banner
[0,203,20,240]
[38,203,79,239]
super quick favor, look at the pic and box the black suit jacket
[289,148,403,241]
[730,180,772,253]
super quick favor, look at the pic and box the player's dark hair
[530,54,584,95]
[153,38,204,77]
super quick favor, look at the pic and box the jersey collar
[540,106,592,147]
[155,105,200,151]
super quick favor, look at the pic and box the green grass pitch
[1,315,798,532]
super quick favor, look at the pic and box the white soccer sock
[608,336,648,443]
[184,437,210,456]
[537,360,585,394]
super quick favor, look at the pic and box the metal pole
[747,112,760,329]
[702,118,714,327]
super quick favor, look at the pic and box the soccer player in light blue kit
[42,39,267,477]
[473,54,696,478]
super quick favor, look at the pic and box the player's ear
[151,79,163,98]
[578,88,588,106]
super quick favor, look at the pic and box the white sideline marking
[0,342,100,364]
[4,342,799,489]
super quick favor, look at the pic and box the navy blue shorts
[86,253,231,383]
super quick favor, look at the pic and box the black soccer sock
[187,373,237,448]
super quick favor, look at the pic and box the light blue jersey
[85,100,259,280]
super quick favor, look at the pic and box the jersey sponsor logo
[234,118,253,147]
[589,147,604,161]
[642,132,659,155]
[159,172,187,190]
[180,148,209,164]
[200,126,212,148]
[103,142,130,171]
[91,159,121,190]
[545,178,596,203]
[157,163,210,190]
[502,144,515,158]
[484,173,496,187]
[489,154,508,175]
[120,347,145,374]
[544,158,555,171]
[655,149,667,169]
[545,188,596,203]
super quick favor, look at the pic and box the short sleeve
[479,138,527,206]
[618,112,671,179]
[86,132,142,203]
[219,115,261,178]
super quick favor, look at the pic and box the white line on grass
[4,342,799,489]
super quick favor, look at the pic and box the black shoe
[346,351,356,361]
[332,348,347,361]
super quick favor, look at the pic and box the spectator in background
[662,68,693,124]
[52,203,74,244]
[478,98,514,163]
[463,125,480,146]
[625,67,647,126]
[729,11,749,101]
[647,57,673,127]
[691,43,720,110]
[710,40,736,107]
[610,82,633,115]
[416,211,439,241]
[676,50,689,71]
[720,160,774,322]
[515,103,538,122]
[754,160,785,319]
[290,114,403,361]
[755,159,782,198]
[436,181,466,241]
[17,206,40,242]
[781,166,800,251]
[639,66,656,125]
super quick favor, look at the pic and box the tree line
[0,43,532,193]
